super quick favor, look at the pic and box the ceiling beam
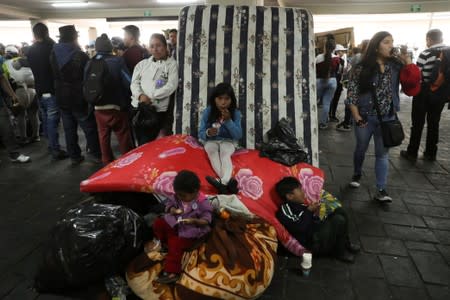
[40,7,182,20]
[277,0,450,14]
[0,4,41,20]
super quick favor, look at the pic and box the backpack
[83,57,111,105]
[430,48,450,101]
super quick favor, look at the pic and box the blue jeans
[39,95,62,154]
[353,115,392,190]
[60,108,101,159]
[317,78,337,124]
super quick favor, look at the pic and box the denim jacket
[198,106,243,142]
[347,61,403,119]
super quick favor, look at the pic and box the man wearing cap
[401,29,447,162]
[28,22,68,160]
[329,44,347,123]
[87,34,134,165]
[122,25,148,73]
[50,25,101,165]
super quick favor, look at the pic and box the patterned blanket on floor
[126,217,277,300]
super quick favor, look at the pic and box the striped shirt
[416,43,447,83]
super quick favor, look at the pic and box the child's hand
[170,207,183,215]
[178,218,197,225]
[221,109,231,120]
[307,202,320,213]
[207,128,218,136]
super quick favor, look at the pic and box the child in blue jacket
[198,82,242,194]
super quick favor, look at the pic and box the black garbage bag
[259,118,310,166]
[35,203,146,293]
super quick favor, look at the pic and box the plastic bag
[35,203,146,292]
[259,118,310,166]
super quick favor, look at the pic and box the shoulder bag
[372,87,405,147]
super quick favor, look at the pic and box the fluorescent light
[156,0,201,3]
[52,2,89,8]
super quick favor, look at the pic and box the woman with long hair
[316,34,341,129]
[347,31,421,202]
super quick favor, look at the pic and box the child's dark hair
[173,170,201,193]
[275,177,302,202]
[207,82,238,123]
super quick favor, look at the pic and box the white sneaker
[374,189,392,203]
[349,175,361,188]
[10,154,31,163]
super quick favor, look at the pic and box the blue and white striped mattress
[175,5,318,166]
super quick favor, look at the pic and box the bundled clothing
[50,42,101,161]
[88,52,134,164]
[130,56,178,145]
[198,106,242,185]
[153,193,213,273]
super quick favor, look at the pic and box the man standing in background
[401,29,447,162]
[28,22,68,161]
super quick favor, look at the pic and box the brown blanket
[126,217,277,300]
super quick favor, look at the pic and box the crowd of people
[0,23,180,165]
[316,29,449,202]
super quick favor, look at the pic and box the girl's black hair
[322,34,336,79]
[207,82,238,123]
[358,31,401,93]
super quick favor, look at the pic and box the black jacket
[27,39,56,97]
[50,42,89,111]
[276,201,320,247]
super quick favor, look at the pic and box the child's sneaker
[374,189,392,203]
[349,175,361,188]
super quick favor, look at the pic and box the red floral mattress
[80,135,324,256]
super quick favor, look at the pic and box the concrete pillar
[205,0,264,5]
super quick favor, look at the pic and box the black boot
[206,176,228,194]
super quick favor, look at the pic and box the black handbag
[372,87,405,147]
[132,102,160,130]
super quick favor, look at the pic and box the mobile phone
[391,47,400,56]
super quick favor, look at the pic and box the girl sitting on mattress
[199,82,243,194]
